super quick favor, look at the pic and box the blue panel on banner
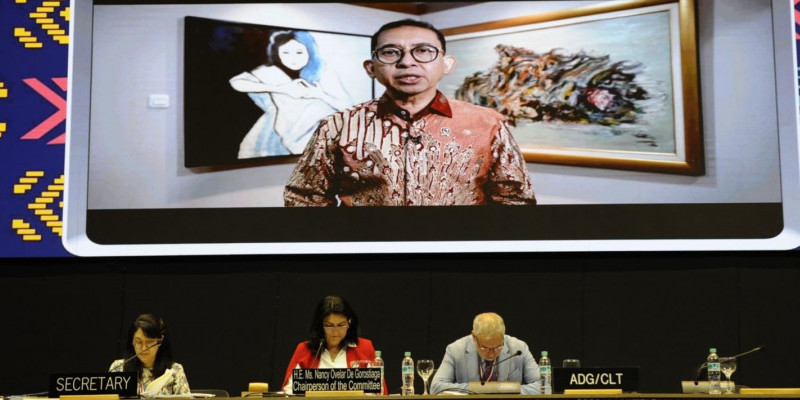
[0,0,71,257]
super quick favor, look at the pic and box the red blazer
[282,338,388,394]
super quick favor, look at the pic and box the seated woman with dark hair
[109,313,191,396]
[282,295,387,394]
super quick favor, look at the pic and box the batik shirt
[284,91,536,206]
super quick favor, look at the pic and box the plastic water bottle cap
[375,350,381,356]
[709,348,717,353]
[541,350,548,356]
[405,351,411,356]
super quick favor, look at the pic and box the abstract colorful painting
[441,0,703,175]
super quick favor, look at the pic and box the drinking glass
[720,357,737,394]
[416,359,435,395]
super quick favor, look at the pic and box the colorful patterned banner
[1,0,71,257]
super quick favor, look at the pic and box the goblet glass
[720,357,737,394]
[416,359,435,395]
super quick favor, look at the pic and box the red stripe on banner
[20,77,66,142]
[53,77,68,91]
[47,134,66,144]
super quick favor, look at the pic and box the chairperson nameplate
[292,368,381,394]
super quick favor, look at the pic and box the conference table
[20,394,800,400]
[220,394,800,400]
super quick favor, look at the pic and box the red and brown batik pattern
[284,92,536,206]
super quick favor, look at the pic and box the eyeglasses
[372,45,442,64]
[133,338,160,349]
[323,323,349,332]
[473,335,504,352]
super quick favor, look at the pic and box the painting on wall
[440,0,703,175]
[184,16,374,168]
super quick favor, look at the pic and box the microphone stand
[112,338,164,372]
[692,362,707,384]
[692,345,764,384]
[312,340,325,367]
[731,345,765,359]
[480,350,523,386]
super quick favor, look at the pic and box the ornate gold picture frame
[441,0,703,175]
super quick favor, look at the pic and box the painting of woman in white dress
[230,30,353,158]
[184,17,371,167]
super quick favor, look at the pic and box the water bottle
[374,350,385,395]
[539,350,552,394]
[401,351,414,395]
[707,348,721,394]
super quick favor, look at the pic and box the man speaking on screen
[284,19,536,206]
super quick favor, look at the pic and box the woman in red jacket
[282,295,387,394]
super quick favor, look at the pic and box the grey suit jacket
[430,334,541,394]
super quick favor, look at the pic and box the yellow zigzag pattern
[13,0,70,48]
[0,81,6,139]
[12,172,65,241]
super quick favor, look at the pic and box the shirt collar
[376,90,453,119]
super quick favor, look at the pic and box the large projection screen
[63,0,800,255]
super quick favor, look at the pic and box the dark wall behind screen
[1,252,798,395]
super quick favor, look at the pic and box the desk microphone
[481,350,523,386]
[692,362,707,384]
[311,340,325,368]
[112,337,164,372]
[731,345,765,359]
[692,345,765,383]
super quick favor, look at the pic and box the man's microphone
[692,362,707,384]
[112,337,164,372]
[481,350,523,385]
[692,345,765,383]
[731,345,765,359]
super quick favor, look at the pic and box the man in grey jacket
[430,312,541,394]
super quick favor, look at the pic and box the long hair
[306,295,359,351]
[123,313,174,380]
[266,30,322,83]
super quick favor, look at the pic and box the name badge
[292,368,381,394]
[553,367,639,393]
[49,372,137,398]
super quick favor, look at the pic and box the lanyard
[479,358,496,381]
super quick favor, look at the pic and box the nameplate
[553,367,639,393]
[468,381,520,394]
[292,368,381,395]
[49,372,137,398]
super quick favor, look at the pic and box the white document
[141,368,175,397]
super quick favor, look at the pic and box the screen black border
[86,203,783,244]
